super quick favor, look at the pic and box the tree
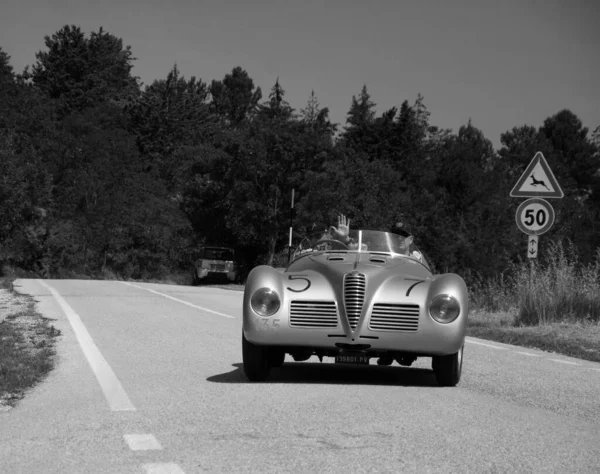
[31,25,140,113]
[43,103,193,277]
[539,110,600,262]
[299,90,337,147]
[0,47,15,86]
[591,125,600,150]
[425,122,505,276]
[540,109,598,195]
[345,84,376,128]
[300,90,320,124]
[0,74,58,273]
[128,64,217,191]
[209,66,262,126]
[260,78,294,120]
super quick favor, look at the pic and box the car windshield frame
[291,229,429,269]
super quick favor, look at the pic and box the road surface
[1,279,599,473]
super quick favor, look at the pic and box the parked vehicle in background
[193,247,238,284]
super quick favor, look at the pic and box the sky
[1,0,598,150]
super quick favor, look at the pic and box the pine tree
[30,25,140,113]
[345,84,376,128]
[263,77,293,119]
[0,47,15,86]
[300,90,320,124]
[209,66,262,125]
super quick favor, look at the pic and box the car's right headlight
[251,288,280,316]
[429,294,460,323]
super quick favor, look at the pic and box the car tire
[191,270,200,286]
[242,332,271,381]
[432,344,463,387]
[268,349,285,368]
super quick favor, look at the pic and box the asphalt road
[1,279,599,474]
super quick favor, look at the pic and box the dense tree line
[1,26,599,282]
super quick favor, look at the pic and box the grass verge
[0,277,61,410]
[467,310,600,363]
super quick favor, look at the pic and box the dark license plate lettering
[335,354,369,365]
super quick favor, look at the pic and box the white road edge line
[465,338,508,350]
[549,358,580,366]
[142,463,186,474]
[516,351,542,357]
[121,282,235,319]
[124,434,162,451]
[39,280,136,411]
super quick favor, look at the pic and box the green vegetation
[0,278,61,409]
[468,240,600,362]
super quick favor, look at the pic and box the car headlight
[429,295,460,323]
[251,288,280,316]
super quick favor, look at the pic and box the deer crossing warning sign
[510,151,564,198]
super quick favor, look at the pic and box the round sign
[515,198,555,235]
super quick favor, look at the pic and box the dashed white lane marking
[39,280,136,411]
[516,351,542,357]
[549,358,580,366]
[121,282,234,319]
[465,338,508,350]
[124,434,162,451]
[142,463,186,474]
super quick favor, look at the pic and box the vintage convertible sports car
[242,228,468,386]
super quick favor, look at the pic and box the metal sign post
[287,188,295,264]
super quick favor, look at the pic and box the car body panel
[243,230,468,358]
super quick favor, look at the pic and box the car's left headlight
[251,287,280,316]
[429,295,460,323]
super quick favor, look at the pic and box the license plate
[335,353,369,365]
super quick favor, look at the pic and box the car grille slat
[369,303,420,332]
[344,272,366,329]
[290,301,338,328]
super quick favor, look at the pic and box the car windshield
[292,229,427,266]
[203,248,234,260]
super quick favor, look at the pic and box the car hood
[287,252,432,282]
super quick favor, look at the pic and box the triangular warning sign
[510,152,564,198]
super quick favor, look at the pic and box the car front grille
[290,301,338,328]
[344,272,366,329]
[210,264,226,271]
[369,304,420,332]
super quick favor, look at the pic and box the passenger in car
[390,221,423,261]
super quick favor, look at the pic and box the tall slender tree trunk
[266,235,277,266]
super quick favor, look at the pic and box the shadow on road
[207,362,440,387]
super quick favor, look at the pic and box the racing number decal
[405,279,425,296]
[257,318,280,329]
[287,274,311,292]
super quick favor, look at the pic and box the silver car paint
[243,246,468,357]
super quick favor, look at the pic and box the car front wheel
[432,344,464,387]
[242,332,271,381]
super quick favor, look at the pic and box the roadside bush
[469,272,516,314]
[470,239,600,326]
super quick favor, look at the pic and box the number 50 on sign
[515,198,555,235]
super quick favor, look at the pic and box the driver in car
[318,214,363,249]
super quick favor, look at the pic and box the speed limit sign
[515,198,555,235]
